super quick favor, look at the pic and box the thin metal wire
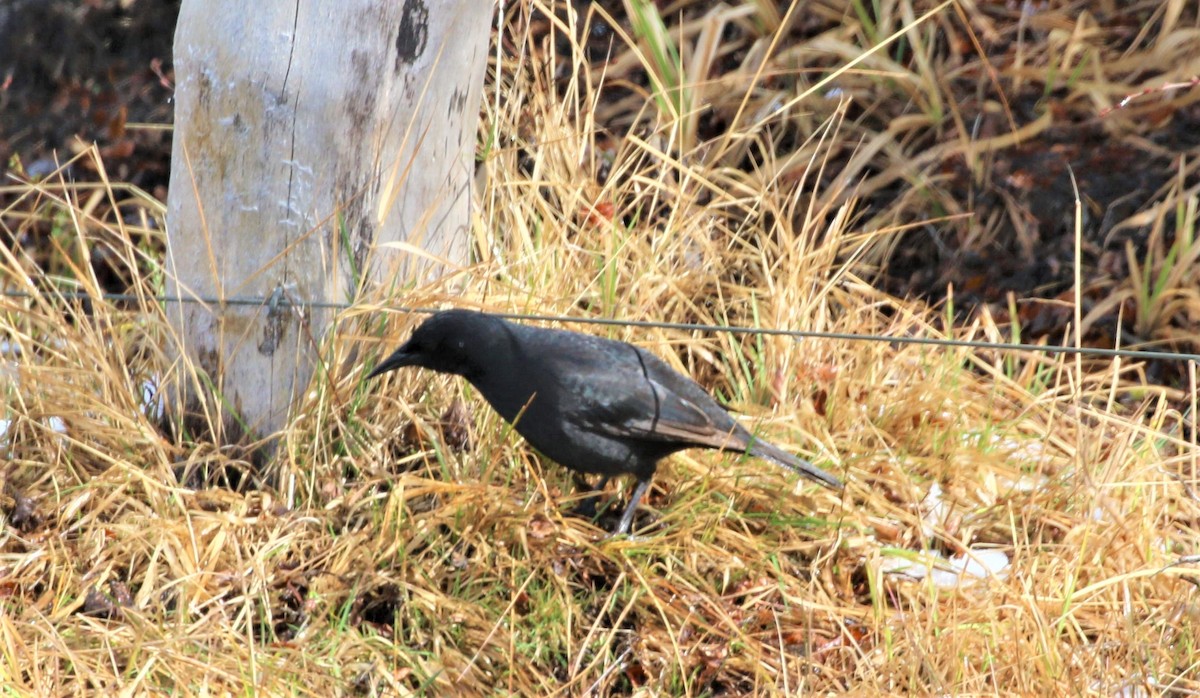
[492,311,1200,364]
[0,290,351,310]
[3,288,1199,364]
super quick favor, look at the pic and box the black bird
[368,309,842,535]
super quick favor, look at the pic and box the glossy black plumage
[369,309,842,535]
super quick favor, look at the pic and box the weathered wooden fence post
[166,0,492,440]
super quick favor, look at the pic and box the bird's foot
[571,475,611,521]
[572,494,603,520]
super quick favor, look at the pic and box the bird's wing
[627,377,745,448]
[563,344,746,450]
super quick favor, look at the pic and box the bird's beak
[367,342,416,379]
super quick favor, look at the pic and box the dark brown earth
[0,0,177,192]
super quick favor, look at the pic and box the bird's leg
[613,478,652,536]
[573,476,610,519]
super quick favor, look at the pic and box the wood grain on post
[166,0,492,440]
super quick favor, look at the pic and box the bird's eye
[456,340,465,350]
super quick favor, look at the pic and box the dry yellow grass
[2,1,1199,695]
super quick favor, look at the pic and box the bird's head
[367,309,498,380]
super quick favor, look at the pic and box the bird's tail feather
[746,438,843,491]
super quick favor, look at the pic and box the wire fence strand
[3,288,1199,365]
